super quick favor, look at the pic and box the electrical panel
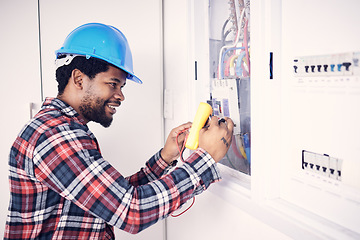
[207,0,251,175]
[290,51,360,192]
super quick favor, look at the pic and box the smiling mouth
[107,103,120,115]
[105,100,121,114]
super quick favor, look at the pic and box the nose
[114,89,125,102]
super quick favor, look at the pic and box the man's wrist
[160,149,177,166]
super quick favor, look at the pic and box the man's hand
[198,116,234,162]
[161,122,192,164]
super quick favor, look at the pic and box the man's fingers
[176,122,192,131]
[223,117,234,133]
[208,116,219,128]
[172,122,192,136]
[215,117,234,134]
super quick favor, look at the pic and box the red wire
[171,129,195,217]
[244,20,250,75]
[231,135,244,159]
[171,197,196,217]
[176,129,188,163]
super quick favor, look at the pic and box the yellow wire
[235,134,247,159]
[229,55,239,68]
[239,145,247,160]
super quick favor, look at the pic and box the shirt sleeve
[125,150,174,187]
[33,124,221,234]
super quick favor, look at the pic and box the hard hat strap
[55,54,83,69]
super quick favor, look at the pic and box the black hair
[55,55,114,95]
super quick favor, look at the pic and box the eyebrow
[110,78,126,86]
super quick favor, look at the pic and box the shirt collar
[42,97,87,125]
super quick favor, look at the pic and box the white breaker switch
[211,78,241,135]
[302,150,343,181]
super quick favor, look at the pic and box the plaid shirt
[5,97,221,239]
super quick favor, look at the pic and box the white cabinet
[279,0,360,234]
[164,0,360,239]
[0,0,42,235]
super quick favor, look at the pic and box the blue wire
[236,51,246,76]
[243,133,251,164]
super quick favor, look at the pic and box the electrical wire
[170,197,196,218]
[242,60,250,77]
[220,47,245,79]
[225,153,238,170]
[243,19,250,75]
[217,7,246,79]
[222,29,233,45]
[224,55,233,77]
[229,50,248,77]
[171,129,195,217]
[243,133,251,164]
[229,54,239,76]
[231,134,244,159]
[221,18,231,46]
[236,51,247,76]
[176,128,188,163]
[235,134,247,159]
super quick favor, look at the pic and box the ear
[70,69,84,90]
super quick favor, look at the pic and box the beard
[79,93,113,128]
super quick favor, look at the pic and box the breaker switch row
[302,150,343,181]
[293,51,360,77]
[296,62,352,74]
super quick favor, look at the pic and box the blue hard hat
[55,23,142,84]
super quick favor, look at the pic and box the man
[5,23,233,239]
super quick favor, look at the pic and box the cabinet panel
[166,0,360,239]
[0,0,42,235]
[280,0,360,235]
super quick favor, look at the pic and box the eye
[109,82,117,88]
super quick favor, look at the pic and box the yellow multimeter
[185,102,213,150]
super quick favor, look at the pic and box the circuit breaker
[211,78,240,134]
[291,51,360,190]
